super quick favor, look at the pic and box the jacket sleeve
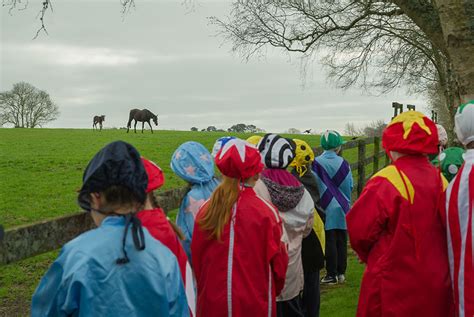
[31,250,84,317]
[166,257,191,317]
[269,217,289,296]
[346,178,390,263]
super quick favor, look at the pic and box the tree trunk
[435,0,474,102]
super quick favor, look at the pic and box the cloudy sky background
[1,0,427,133]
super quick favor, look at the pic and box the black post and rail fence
[0,137,387,265]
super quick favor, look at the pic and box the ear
[89,192,102,209]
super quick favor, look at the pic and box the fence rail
[0,137,386,265]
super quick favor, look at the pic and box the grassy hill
[0,128,370,228]
[0,128,364,316]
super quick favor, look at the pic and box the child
[429,124,449,161]
[254,133,314,317]
[347,111,453,317]
[446,100,474,317]
[312,130,353,285]
[246,135,262,146]
[171,141,220,261]
[31,141,188,316]
[191,138,288,317]
[137,158,196,316]
[431,147,465,182]
[289,139,325,317]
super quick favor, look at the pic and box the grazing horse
[127,109,158,133]
[93,115,105,131]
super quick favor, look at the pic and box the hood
[171,141,215,184]
[78,141,147,212]
[261,169,304,212]
[383,111,438,155]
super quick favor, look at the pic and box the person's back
[32,141,188,317]
[368,157,450,314]
[171,141,220,260]
[193,187,287,317]
[313,150,352,230]
[32,216,187,317]
[254,134,314,316]
[137,157,196,315]
[191,139,288,317]
[312,131,352,285]
[347,111,453,317]
[445,100,474,317]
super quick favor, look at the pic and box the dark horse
[127,109,158,133]
[93,115,105,131]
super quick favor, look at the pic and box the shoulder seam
[255,194,280,222]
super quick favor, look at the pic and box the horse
[303,129,312,134]
[93,115,105,131]
[127,109,158,133]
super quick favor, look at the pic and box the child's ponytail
[197,176,240,241]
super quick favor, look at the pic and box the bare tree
[344,120,385,137]
[0,82,59,128]
[211,0,473,106]
[362,120,387,137]
[344,123,362,137]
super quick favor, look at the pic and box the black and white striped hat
[257,134,296,169]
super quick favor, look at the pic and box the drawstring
[90,208,146,265]
[116,213,146,265]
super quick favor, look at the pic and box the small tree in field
[0,82,59,128]
[287,128,301,134]
[190,127,198,131]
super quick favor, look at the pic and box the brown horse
[93,115,105,131]
[127,109,158,133]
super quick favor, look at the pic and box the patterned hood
[171,141,215,184]
[261,169,304,212]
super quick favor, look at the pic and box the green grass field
[0,128,367,316]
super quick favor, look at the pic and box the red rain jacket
[137,208,196,315]
[191,187,288,317]
[347,156,454,317]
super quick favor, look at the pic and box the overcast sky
[1,0,427,133]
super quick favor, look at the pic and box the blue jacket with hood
[31,141,189,317]
[171,142,219,261]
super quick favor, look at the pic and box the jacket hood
[78,140,147,212]
[171,141,215,184]
[261,169,304,212]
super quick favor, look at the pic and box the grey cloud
[1,0,428,133]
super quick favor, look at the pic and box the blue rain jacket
[170,142,219,260]
[312,151,353,230]
[31,216,189,317]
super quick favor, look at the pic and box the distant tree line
[191,123,265,133]
[344,120,387,138]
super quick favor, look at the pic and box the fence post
[385,152,390,167]
[357,139,366,196]
[373,137,380,173]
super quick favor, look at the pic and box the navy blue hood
[78,141,148,212]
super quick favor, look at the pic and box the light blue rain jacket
[313,150,353,230]
[171,142,219,261]
[31,216,189,317]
